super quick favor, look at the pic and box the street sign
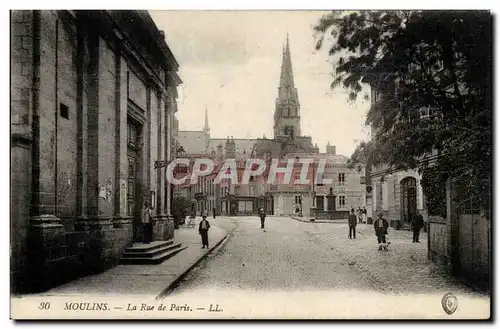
[154,161,168,169]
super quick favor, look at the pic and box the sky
[149,10,371,157]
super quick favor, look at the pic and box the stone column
[382,180,389,211]
[113,50,129,221]
[417,177,423,210]
[31,11,59,219]
[75,13,88,221]
[153,91,169,241]
[84,31,100,220]
[394,174,401,226]
[27,11,66,291]
[157,95,166,216]
[165,97,173,216]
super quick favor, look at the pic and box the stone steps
[120,240,188,265]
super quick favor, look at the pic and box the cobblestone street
[300,221,485,296]
[165,216,489,318]
[172,216,375,293]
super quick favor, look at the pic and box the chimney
[326,144,336,155]
[225,137,236,159]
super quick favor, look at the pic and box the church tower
[274,34,301,139]
[203,106,210,153]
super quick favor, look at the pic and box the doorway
[401,177,417,224]
[127,120,142,242]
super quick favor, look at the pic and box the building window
[127,122,138,148]
[316,196,324,211]
[284,126,295,138]
[372,89,382,102]
[60,103,69,119]
[283,106,289,117]
[339,196,346,207]
[338,173,346,185]
[377,181,384,211]
[295,195,302,205]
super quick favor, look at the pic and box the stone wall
[428,178,490,290]
[11,10,34,292]
[312,210,349,220]
[457,213,490,288]
[428,216,448,266]
[11,10,181,293]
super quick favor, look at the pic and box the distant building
[177,35,318,158]
[10,10,181,292]
[175,35,365,217]
[368,85,429,228]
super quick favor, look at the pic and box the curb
[292,217,347,223]
[156,231,229,299]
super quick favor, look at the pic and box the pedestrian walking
[142,201,154,244]
[198,216,211,249]
[348,209,357,239]
[362,207,367,223]
[212,207,216,219]
[259,207,266,230]
[411,209,424,243]
[357,207,363,223]
[374,213,389,250]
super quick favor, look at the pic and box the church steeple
[203,106,210,133]
[203,106,210,153]
[279,32,296,90]
[274,34,301,139]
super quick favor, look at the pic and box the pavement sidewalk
[304,222,485,296]
[38,220,228,299]
[292,216,348,223]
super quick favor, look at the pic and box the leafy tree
[171,197,191,217]
[315,10,492,214]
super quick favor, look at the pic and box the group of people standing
[140,201,214,248]
[347,207,425,251]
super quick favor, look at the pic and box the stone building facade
[370,164,428,228]
[367,86,428,228]
[10,10,182,292]
[273,149,366,217]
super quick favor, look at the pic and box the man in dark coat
[348,209,357,239]
[142,202,154,244]
[374,212,389,250]
[198,216,211,249]
[212,207,217,219]
[259,207,266,229]
[412,210,424,243]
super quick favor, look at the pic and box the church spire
[279,32,295,89]
[203,106,210,133]
[274,34,301,139]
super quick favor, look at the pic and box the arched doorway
[401,177,417,224]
